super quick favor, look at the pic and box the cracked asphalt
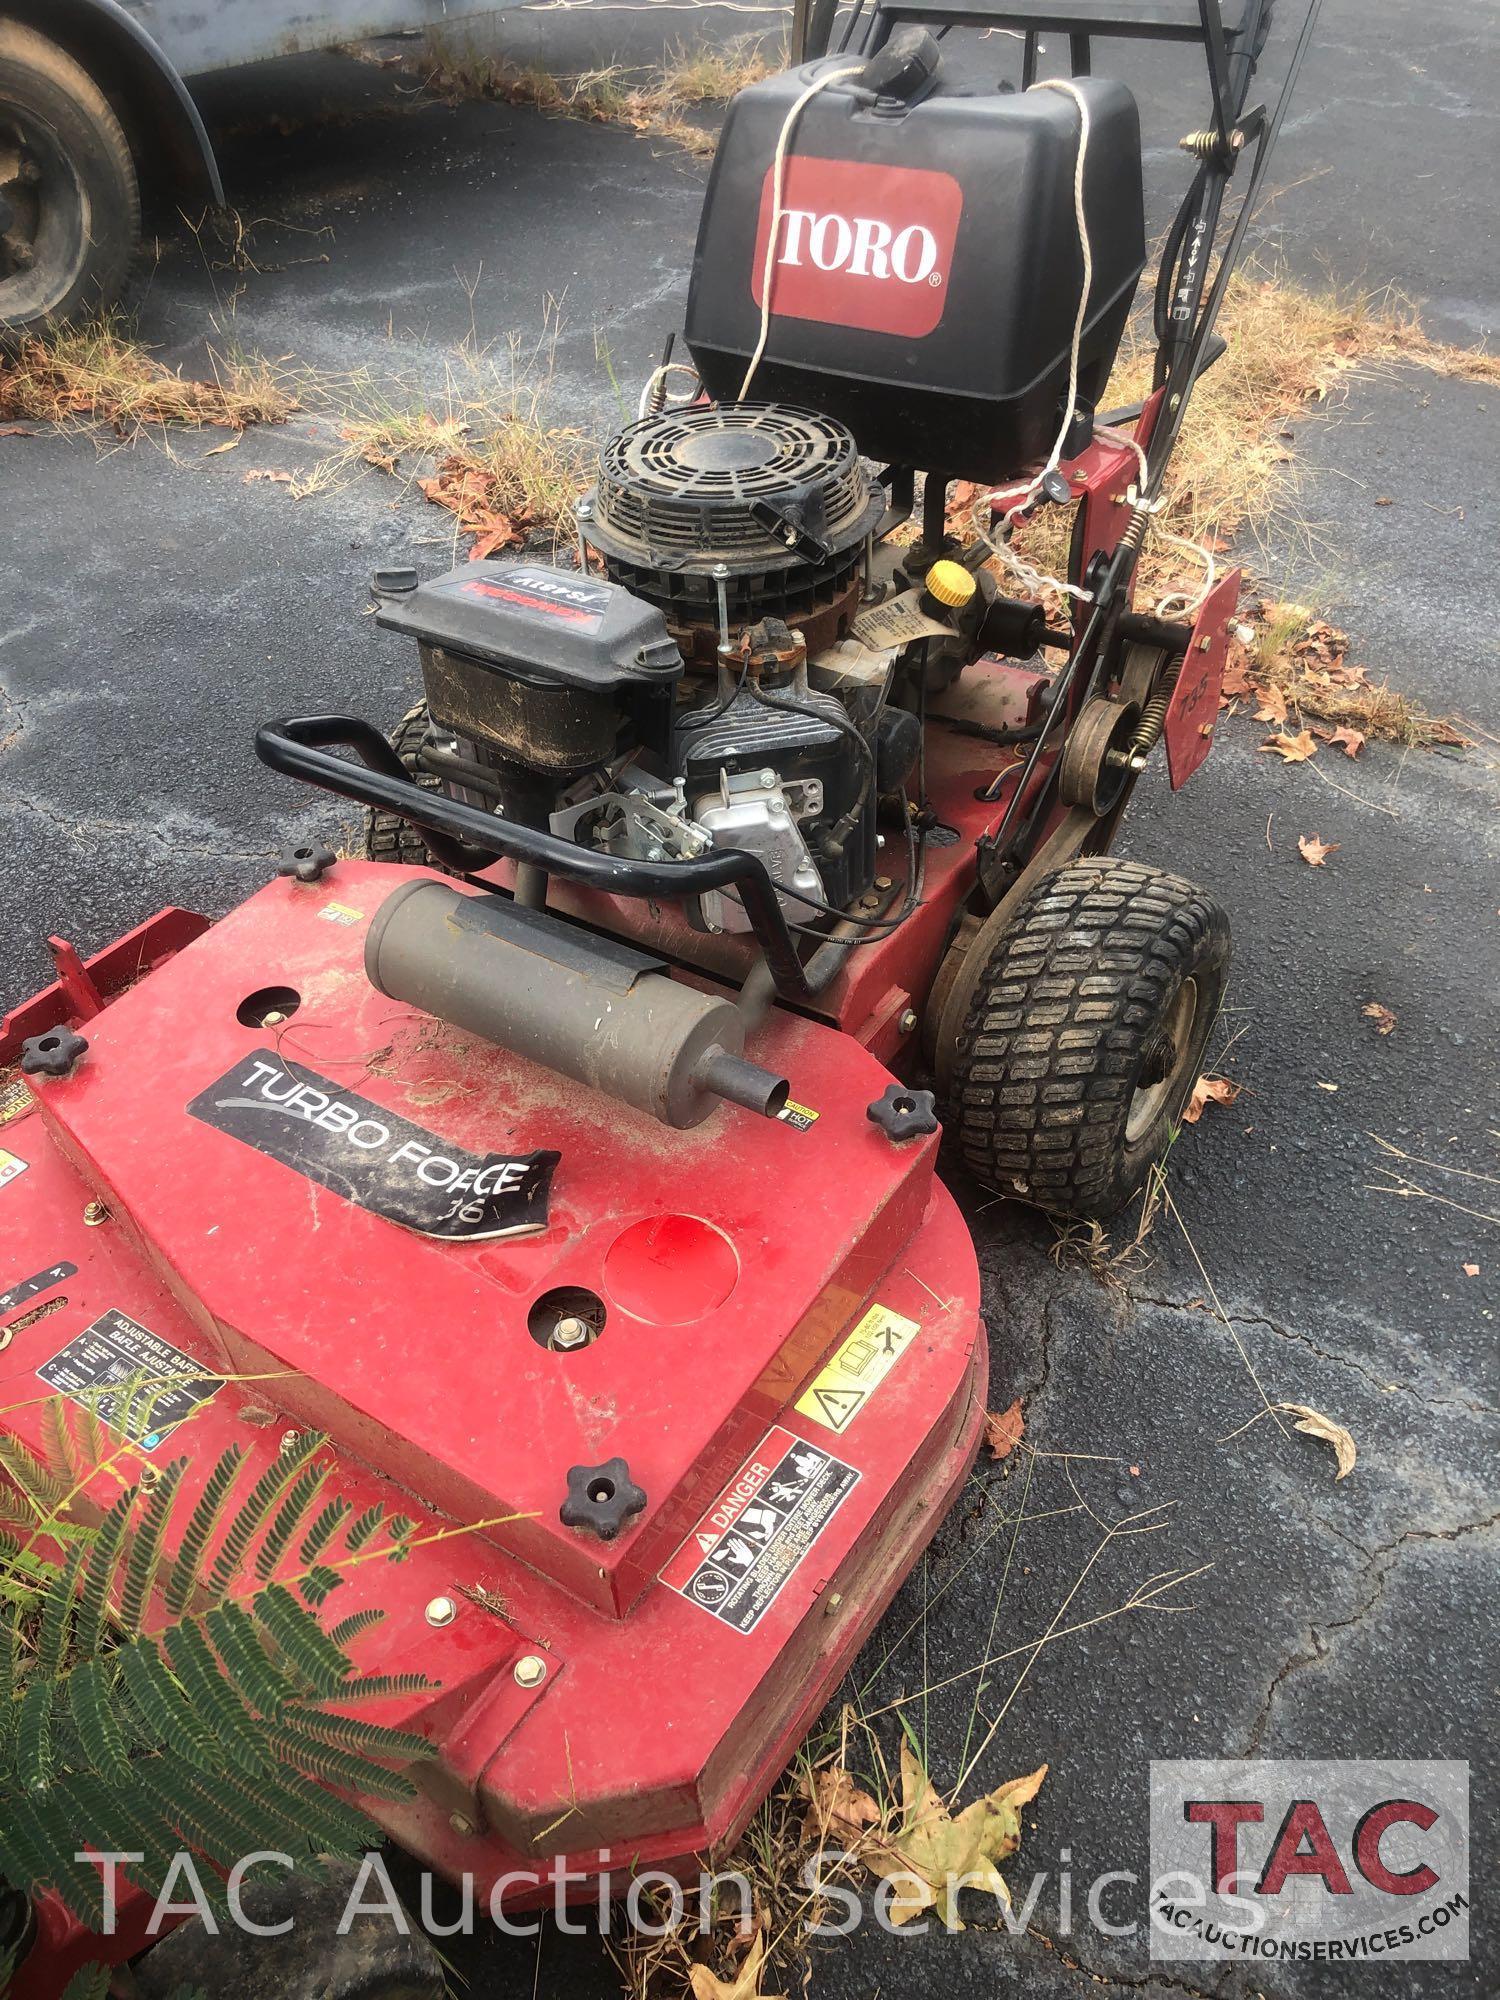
[1,2,1494,1993]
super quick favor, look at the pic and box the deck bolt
[898,1010,918,1036]
[82,1200,110,1227]
[1198,636,1212,651]
[513,1653,548,1688]
[449,1811,477,1837]
[137,1462,161,1489]
[874,876,893,892]
[550,1316,592,1351]
[425,1595,458,1628]
[824,1591,844,1617]
[262,1009,287,1026]
[279,1428,302,1454]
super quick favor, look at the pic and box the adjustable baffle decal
[38,1309,222,1450]
[188,1049,559,1241]
[662,1426,859,1635]
[795,1303,921,1434]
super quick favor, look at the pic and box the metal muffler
[364,880,789,1129]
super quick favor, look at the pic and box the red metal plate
[1164,565,1242,789]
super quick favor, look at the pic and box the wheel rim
[0,110,87,324]
[1125,977,1198,1145]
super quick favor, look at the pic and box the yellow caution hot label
[795,1304,921,1434]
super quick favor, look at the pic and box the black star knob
[559,1458,647,1542]
[867,1083,940,1142]
[277,840,337,884]
[20,1026,88,1078]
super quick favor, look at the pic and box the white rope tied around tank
[738,62,867,401]
[971,78,1218,619]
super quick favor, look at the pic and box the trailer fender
[6,0,221,207]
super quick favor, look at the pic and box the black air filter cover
[585,401,882,576]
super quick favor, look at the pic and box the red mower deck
[0,861,985,1922]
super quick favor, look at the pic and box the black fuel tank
[684,62,1145,482]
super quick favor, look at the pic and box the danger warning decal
[38,1309,222,1451]
[795,1303,921,1434]
[188,1051,559,1241]
[662,1426,858,1635]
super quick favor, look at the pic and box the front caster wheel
[947,857,1231,1220]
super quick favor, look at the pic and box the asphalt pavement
[0,3,1494,1994]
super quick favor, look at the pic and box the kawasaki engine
[375,400,941,934]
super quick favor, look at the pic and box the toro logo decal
[751,157,962,338]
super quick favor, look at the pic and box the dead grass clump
[1006,265,1498,608]
[1231,601,1466,748]
[412,30,781,153]
[333,314,589,552]
[0,318,296,436]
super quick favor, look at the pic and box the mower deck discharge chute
[1,0,1320,1986]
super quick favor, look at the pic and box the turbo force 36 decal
[187,1051,559,1241]
[662,1426,858,1636]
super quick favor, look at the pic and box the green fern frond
[162,1446,244,1615]
[36,1539,87,1678]
[117,1635,222,1771]
[327,1606,386,1648]
[0,1428,70,1514]
[204,1601,299,1719]
[244,1766,382,1853]
[117,1457,186,1633]
[287,1707,433,1763]
[15,1679,56,1789]
[65,1659,132,1785]
[266,1720,417,1802]
[297,1497,352,1568]
[75,1486,136,1658]
[60,1965,110,2000]
[205,1429,323,1599]
[0,1790,104,1924]
[252,1583,353,1697]
[40,1398,87,1487]
[334,1670,436,1702]
[298,1564,343,1609]
[163,1621,271,1777]
[134,1756,294,1869]
[253,1457,331,1581]
[344,1505,385,1553]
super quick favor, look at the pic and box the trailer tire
[364,700,450,870]
[948,857,1230,1219]
[0,22,139,342]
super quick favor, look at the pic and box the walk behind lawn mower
[0,3,1319,1989]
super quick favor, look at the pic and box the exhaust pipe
[364,880,790,1130]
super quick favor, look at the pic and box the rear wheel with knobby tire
[947,857,1231,1219]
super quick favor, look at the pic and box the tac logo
[751,157,963,338]
[1150,1759,1469,1963]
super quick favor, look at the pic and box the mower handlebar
[254,715,818,1001]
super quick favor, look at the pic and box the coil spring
[1118,506,1151,555]
[1179,126,1245,161]
[1130,655,1183,758]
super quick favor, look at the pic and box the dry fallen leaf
[1279,1402,1357,1480]
[1253,685,1289,726]
[983,1399,1025,1462]
[860,1743,1047,1929]
[242,468,292,485]
[1259,729,1319,763]
[1362,1002,1397,1036]
[1298,833,1339,867]
[0,424,36,438]
[688,1930,784,2000]
[468,517,521,561]
[801,1763,882,1845]
[1182,1075,1242,1123]
[204,433,242,456]
[1462,1262,1479,1278]
[1321,725,1366,759]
